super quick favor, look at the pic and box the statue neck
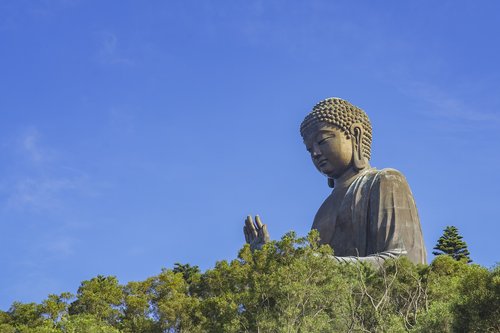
[334,163,371,189]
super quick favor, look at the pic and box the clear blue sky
[1,1,499,309]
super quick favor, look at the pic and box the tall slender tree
[433,226,472,263]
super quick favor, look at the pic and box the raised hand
[243,215,270,251]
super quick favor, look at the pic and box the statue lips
[317,159,329,167]
[316,159,332,175]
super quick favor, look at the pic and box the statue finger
[243,226,250,243]
[245,215,258,238]
[262,224,271,242]
[255,215,264,229]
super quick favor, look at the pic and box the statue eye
[318,135,334,145]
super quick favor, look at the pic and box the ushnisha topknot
[300,97,373,160]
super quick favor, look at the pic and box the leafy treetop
[433,226,472,263]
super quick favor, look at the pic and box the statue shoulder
[356,168,408,183]
[373,168,408,182]
[369,168,413,193]
[366,168,410,191]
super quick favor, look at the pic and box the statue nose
[311,144,322,157]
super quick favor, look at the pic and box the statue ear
[350,123,368,171]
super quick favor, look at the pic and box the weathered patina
[244,98,427,266]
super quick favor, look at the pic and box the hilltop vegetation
[1,231,498,333]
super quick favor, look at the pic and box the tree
[60,314,121,333]
[68,275,124,326]
[433,226,472,263]
[173,263,200,285]
[41,292,73,325]
[122,279,158,333]
[4,230,499,332]
[7,302,44,328]
[452,263,500,332]
[150,269,203,332]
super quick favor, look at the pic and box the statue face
[303,123,353,179]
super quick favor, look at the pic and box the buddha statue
[244,97,427,266]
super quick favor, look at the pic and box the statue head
[300,98,372,185]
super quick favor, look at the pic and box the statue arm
[331,248,407,268]
[368,169,427,265]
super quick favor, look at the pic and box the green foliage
[41,292,73,324]
[0,323,16,333]
[60,314,121,333]
[452,263,500,332]
[2,230,498,332]
[433,225,472,263]
[411,301,454,333]
[150,269,203,332]
[121,279,157,333]
[173,263,201,285]
[68,275,123,325]
[199,230,353,332]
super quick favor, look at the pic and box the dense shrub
[1,231,498,332]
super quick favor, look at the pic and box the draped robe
[312,168,427,265]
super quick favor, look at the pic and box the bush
[2,231,498,333]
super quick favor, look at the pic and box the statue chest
[312,187,351,246]
[312,176,373,257]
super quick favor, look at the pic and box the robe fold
[314,168,427,265]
